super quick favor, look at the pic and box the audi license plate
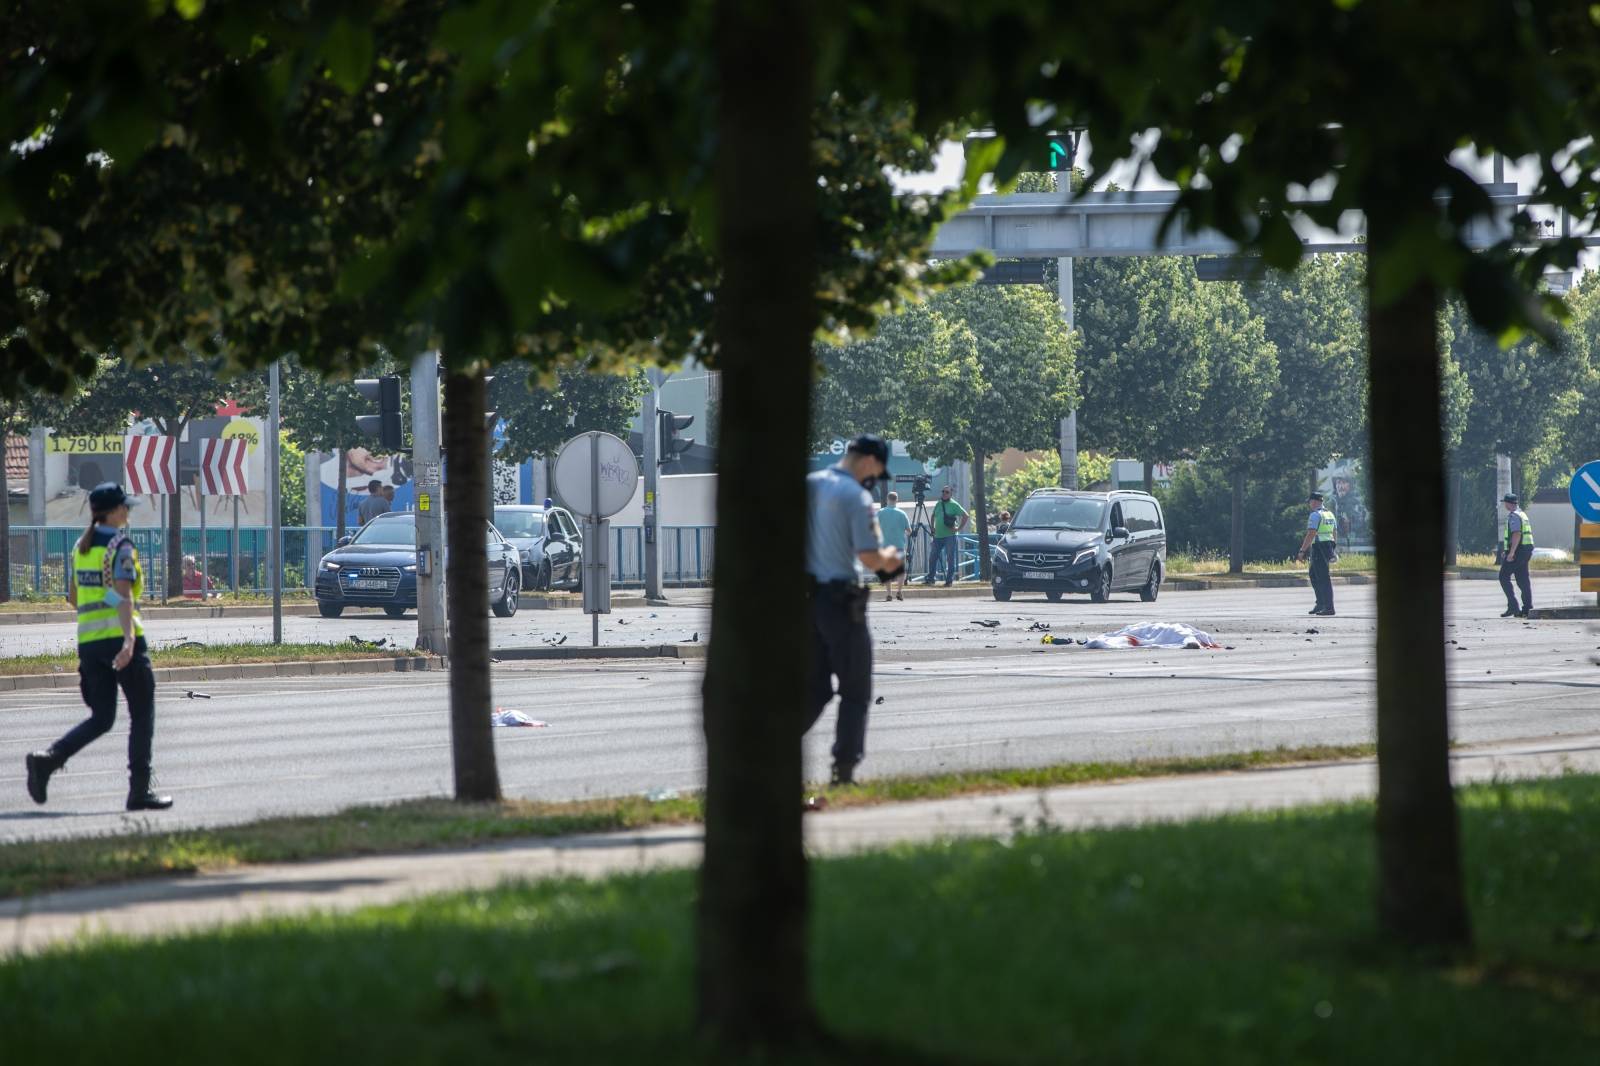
[1024,570,1054,580]
[347,578,388,590]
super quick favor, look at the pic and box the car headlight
[1072,548,1096,565]
[519,549,532,563]
[322,560,341,571]
[402,563,418,572]
[993,543,1008,562]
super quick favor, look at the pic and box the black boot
[1500,606,1519,618]
[126,775,173,811]
[25,750,61,805]
[830,761,857,787]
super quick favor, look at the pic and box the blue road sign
[1570,460,1600,521]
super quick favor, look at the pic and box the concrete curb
[0,655,442,692]
[494,643,706,662]
[1527,606,1600,620]
[0,592,651,626]
[0,603,324,626]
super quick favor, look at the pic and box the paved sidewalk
[3,733,1596,956]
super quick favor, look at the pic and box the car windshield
[1013,497,1106,532]
[494,511,545,538]
[353,515,416,546]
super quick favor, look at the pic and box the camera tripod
[905,494,932,577]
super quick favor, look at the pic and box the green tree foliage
[490,363,649,464]
[1076,257,1266,466]
[992,452,1109,516]
[916,285,1078,575]
[1242,255,1368,480]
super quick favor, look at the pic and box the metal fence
[5,524,718,596]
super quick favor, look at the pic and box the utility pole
[412,351,447,654]
[1057,255,1078,489]
[642,367,665,601]
[268,360,282,644]
[1496,453,1513,548]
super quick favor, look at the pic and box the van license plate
[1024,571,1053,580]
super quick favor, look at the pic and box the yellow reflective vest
[73,533,144,646]
[1504,509,1534,552]
[1314,509,1336,542]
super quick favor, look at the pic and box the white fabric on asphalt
[1084,621,1221,650]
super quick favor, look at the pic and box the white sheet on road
[1084,621,1221,650]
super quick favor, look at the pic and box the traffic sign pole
[1567,462,1600,598]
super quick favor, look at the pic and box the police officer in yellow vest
[25,483,173,810]
[1498,492,1535,618]
[1296,491,1338,616]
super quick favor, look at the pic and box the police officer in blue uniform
[1296,491,1338,616]
[804,435,903,785]
[25,483,173,810]
[1498,492,1535,618]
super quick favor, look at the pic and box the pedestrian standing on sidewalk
[357,479,389,525]
[25,483,173,811]
[1498,492,1535,618]
[1296,491,1338,616]
[805,435,903,785]
[923,484,968,586]
[876,491,911,602]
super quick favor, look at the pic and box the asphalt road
[2,578,1596,842]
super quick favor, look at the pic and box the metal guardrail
[5,524,718,596]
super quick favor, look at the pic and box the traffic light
[658,409,695,465]
[355,375,404,451]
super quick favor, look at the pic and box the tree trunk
[697,0,819,1049]
[0,421,11,604]
[1229,467,1245,574]
[974,449,991,582]
[1367,208,1471,952]
[335,442,348,541]
[442,367,501,803]
[1143,459,1154,494]
[1445,469,1461,566]
[166,422,184,601]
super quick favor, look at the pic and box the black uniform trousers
[52,636,156,780]
[805,582,873,768]
[1499,544,1534,612]
[1309,541,1335,611]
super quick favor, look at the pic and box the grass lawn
[0,744,1373,899]
[0,590,317,612]
[0,640,425,677]
[2,775,1596,1064]
[1167,551,1571,576]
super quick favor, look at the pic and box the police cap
[1502,492,1519,504]
[89,482,128,512]
[846,434,889,465]
[1307,491,1324,503]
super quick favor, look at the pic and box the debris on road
[172,641,206,651]
[646,788,680,802]
[874,696,885,705]
[184,690,212,700]
[491,708,549,728]
[349,635,390,649]
[1305,628,1320,635]
[688,632,700,642]
[1026,622,1051,632]
[803,795,828,813]
[970,619,1001,629]
[541,634,568,646]
[616,619,631,626]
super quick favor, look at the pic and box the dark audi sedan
[313,512,521,618]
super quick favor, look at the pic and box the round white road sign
[552,431,640,518]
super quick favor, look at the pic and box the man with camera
[805,435,904,785]
[923,484,968,587]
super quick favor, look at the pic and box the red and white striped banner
[123,434,177,495]
[198,438,249,496]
